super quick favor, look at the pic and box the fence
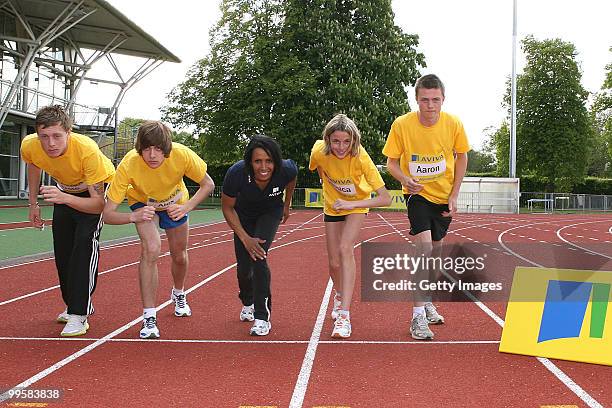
[520,192,612,213]
[191,187,610,214]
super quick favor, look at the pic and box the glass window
[0,155,15,178]
[0,179,17,196]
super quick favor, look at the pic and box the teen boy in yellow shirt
[104,121,214,339]
[383,74,470,340]
[21,105,115,337]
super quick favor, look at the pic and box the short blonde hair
[321,114,361,157]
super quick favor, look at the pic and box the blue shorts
[130,202,188,230]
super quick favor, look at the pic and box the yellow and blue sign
[500,267,612,366]
[304,188,407,209]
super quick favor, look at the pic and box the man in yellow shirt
[104,121,214,339]
[20,105,115,337]
[383,74,470,340]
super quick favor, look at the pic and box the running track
[0,211,611,407]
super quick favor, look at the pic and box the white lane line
[289,225,405,408]
[0,262,234,403]
[556,221,612,260]
[289,278,333,408]
[0,237,234,306]
[0,337,500,345]
[0,213,323,403]
[0,221,386,306]
[382,216,603,408]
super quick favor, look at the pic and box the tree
[117,117,144,139]
[278,0,424,163]
[162,0,425,167]
[162,0,287,164]
[490,121,510,176]
[590,47,612,177]
[498,36,591,191]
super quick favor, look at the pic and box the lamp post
[509,0,517,178]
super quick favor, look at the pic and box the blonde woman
[309,114,391,338]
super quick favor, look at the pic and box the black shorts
[404,194,452,241]
[324,214,346,222]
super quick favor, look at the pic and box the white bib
[147,190,183,209]
[56,181,88,193]
[408,152,446,182]
[325,173,357,196]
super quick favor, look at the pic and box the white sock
[338,310,350,319]
[143,308,156,319]
[334,290,342,299]
[412,306,425,318]
[172,287,184,296]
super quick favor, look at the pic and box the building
[0,0,179,198]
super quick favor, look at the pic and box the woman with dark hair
[221,135,297,336]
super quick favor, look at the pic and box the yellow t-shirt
[20,132,115,193]
[309,139,385,216]
[107,143,207,209]
[383,111,470,204]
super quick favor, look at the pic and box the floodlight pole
[509,0,517,178]
[113,106,118,165]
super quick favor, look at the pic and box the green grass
[0,207,224,261]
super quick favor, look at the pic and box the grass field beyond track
[0,206,224,261]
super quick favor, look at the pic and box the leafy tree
[590,47,612,177]
[162,0,425,166]
[117,117,144,139]
[490,121,510,176]
[497,36,591,191]
[466,149,495,174]
[162,0,287,164]
[278,0,424,163]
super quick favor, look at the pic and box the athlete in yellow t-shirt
[383,74,470,341]
[20,105,115,337]
[104,121,215,339]
[309,114,391,339]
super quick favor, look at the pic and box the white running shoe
[57,310,70,323]
[140,316,160,339]
[424,302,445,324]
[60,315,89,337]
[331,315,352,338]
[240,304,255,322]
[171,291,192,317]
[250,319,271,336]
[57,304,95,323]
[410,314,434,340]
